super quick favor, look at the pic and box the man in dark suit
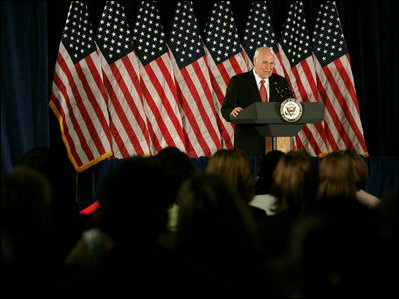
[221,47,294,156]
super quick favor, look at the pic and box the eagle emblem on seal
[280,98,303,122]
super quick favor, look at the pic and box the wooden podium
[265,136,291,153]
[231,102,324,154]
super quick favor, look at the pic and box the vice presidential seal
[280,98,303,122]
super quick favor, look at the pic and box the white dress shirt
[250,194,278,216]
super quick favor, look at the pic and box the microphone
[273,81,293,99]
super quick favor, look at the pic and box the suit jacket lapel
[269,74,278,102]
[246,70,261,102]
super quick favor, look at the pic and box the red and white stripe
[138,52,187,155]
[99,50,150,158]
[50,43,112,172]
[314,53,368,155]
[204,47,249,149]
[278,45,328,156]
[171,53,222,157]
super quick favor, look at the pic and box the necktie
[260,79,267,102]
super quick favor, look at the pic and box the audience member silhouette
[156,146,195,234]
[373,189,398,296]
[98,156,169,249]
[48,156,174,297]
[19,146,88,264]
[174,173,277,297]
[272,150,319,215]
[5,146,394,297]
[317,151,357,205]
[1,166,57,296]
[246,150,319,294]
[205,148,255,204]
[287,204,380,297]
[250,150,284,215]
[343,149,380,208]
[286,151,380,297]
[156,146,195,205]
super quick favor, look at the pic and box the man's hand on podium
[230,107,243,118]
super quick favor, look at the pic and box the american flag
[133,1,187,155]
[169,1,222,158]
[313,1,368,155]
[96,1,150,158]
[242,1,285,76]
[278,1,328,156]
[203,1,249,149]
[49,1,113,172]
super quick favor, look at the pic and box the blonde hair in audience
[343,149,368,190]
[206,149,255,204]
[272,150,316,214]
[317,151,357,201]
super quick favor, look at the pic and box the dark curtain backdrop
[1,1,398,188]
[1,1,49,173]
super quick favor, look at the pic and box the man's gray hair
[253,47,275,60]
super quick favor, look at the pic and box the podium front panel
[255,124,305,137]
[231,102,324,125]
